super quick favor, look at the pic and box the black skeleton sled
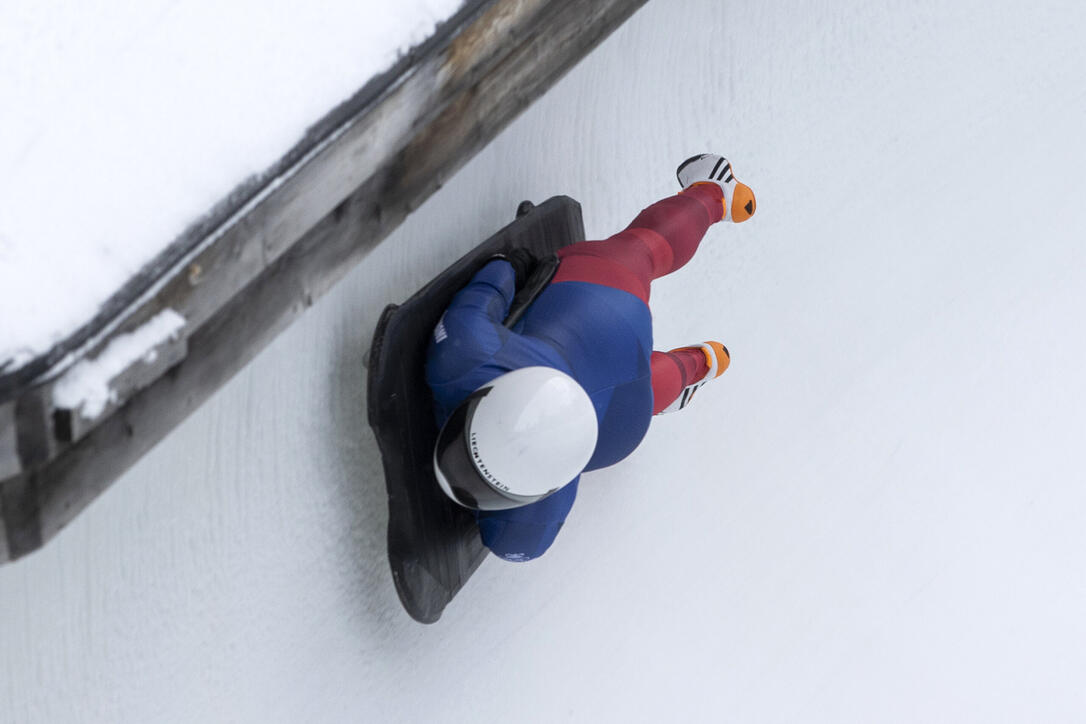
[367,196,584,623]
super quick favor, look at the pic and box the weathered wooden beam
[0,402,17,481]
[53,332,189,445]
[0,0,649,563]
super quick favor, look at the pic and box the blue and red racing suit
[426,183,726,561]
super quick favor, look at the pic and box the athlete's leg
[650,349,710,414]
[652,341,731,414]
[551,183,725,304]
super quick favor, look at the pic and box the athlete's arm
[425,260,517,420]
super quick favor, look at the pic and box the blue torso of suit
[426,259,654,471]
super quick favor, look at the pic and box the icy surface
[0,0,464,370]
[52,308,185,419]
[4,1,1086,722]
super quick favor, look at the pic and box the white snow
[0,0,464,371]
[4,0,1086,722]
[52,308,185,419]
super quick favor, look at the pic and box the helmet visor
[433,389,545,511]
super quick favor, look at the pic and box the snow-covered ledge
[0,0,648,563]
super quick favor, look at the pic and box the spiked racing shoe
[659,341,731,414]
[676,153,756,223]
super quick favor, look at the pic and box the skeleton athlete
[426,153,756,561]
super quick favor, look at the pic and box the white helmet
[433,366,598,511]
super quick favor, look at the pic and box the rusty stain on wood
[444,0,540,81]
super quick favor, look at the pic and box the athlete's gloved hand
[489,248,538,289]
